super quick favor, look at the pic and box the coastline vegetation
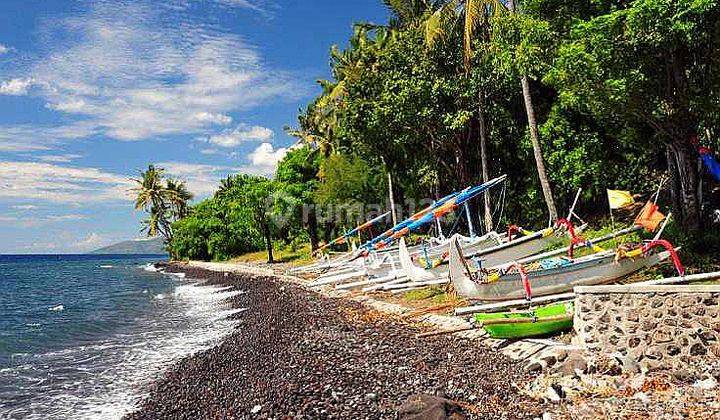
[138,0,720,265]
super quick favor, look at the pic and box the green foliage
[169,199,262,261]
[316,154,384,206]
[131,164,194,253]
[169,174,277,261]
[169,0,720,263]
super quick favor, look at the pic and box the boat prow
[398,237,436,282]
[448,234,479,296]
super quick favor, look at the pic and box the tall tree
[131,164,194,251]
[242,178,278,263]
[425,0,503,230]
[507,0,558,222]
[546,0,720,231]
[275,146,322,250]
[427,0,558,224]
[385,0,436,26]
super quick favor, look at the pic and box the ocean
[0,255,242,419]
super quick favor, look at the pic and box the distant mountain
[90,237,166,255]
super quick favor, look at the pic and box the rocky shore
[126,264,553,419]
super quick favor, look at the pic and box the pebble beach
[126,264,553,419]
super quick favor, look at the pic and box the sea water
[0,255,242,419]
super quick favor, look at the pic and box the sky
[0,0,389,253]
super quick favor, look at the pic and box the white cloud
[37,154,83,163]
[248,142,287,174]
[158,161,241,197]
[0,44,8,55]
[75,232,106,251]
[46,99,86,113]
[0,121,98,152]
[208,124,274,148]
[212,0,278,18]
[0,162,133,203]
[0,78,35,95]
[47,214,86,221]
[0,0,299,147]
[193,112,232,125]
[12,204,38,210]
[0,213,86,228]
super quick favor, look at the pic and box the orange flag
[634,201,665,232]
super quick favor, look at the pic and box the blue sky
[0,0,389,253]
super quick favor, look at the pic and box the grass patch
[402,286,451,304]
[231,243,314,265]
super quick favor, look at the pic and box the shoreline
[127,262,554,419]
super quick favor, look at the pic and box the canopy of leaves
[168,0,720,261]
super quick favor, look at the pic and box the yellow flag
[607,189,634,209]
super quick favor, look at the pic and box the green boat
[474,302,574,339]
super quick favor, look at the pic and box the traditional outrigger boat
[307,176,511,286]
[447,234,684,301]
[381,218,590,289]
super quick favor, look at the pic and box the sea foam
[1,264,241,420]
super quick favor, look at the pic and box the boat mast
[384,159,398,225]
[465,202,476,237]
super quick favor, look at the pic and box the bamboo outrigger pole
[319,211,391,251]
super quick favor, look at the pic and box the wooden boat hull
[449,236,671,301]
[475,302,574,339]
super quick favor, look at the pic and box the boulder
[397,394,465,420]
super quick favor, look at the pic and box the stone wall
[574,285,720,372]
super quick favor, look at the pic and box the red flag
[634,201,665,232]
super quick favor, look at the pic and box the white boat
[448,235,680,301]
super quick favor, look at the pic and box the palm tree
[426,0,558,224]
[425,0,503,231]
[384,0,437,27]
[165,178,193,219]
[131,164,194,246]
[287,25,396,158]
[132,165,168,238]
[507,0,557,222]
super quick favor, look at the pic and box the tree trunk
[387,170,398,225]
[323,221,334,244]
[478,93,494,232]
[263,221,274,263]
[666,141,701,232]
[520,75,558,223]
[307,205,319,251]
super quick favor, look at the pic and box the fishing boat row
[291,175,720,339]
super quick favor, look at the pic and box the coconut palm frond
[385,0,435,25]
[132,164,193,243]
[424,5,445,47]
[424,1,456,48]
[463,0,485,70]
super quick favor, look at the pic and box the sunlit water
[0,255,242,419]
